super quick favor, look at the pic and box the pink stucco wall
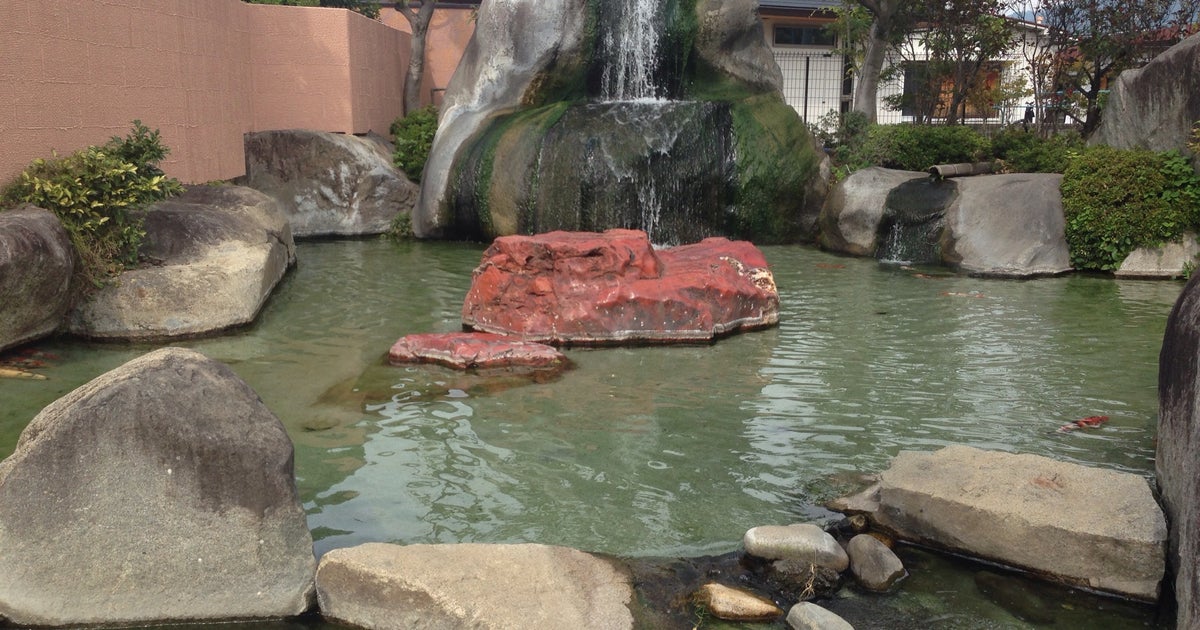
[380,6,476,108]
[0,0,415,185]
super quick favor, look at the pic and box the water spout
[874,178,957,265]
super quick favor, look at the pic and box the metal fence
[772,49,847,125]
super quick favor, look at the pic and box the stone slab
[316,542,633,630]
[874,445,1166,600]
[388,332,567,370]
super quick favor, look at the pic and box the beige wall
[0,0,417,185]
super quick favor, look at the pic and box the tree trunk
[401,1,438,115]
[852,19,888,124]
[404,28,428,114]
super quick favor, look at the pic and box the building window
[773,25,835,47]
[899,61,1008,120]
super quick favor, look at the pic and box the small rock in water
[694,582,782,621]
[786,601,855,630]
[846,534,906,591]
[765,558,842,602]
[744,524,849,572]
[827,482,881,515]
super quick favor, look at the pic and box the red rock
[461,229,779,345]
[388,332,567,370]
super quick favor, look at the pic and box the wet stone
[743,524,849,572]
[786,601,855,630]
[694,582,783,622]
[846,534,906,591]
[388,331,567,371]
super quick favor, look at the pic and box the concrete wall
[0,0,414,185]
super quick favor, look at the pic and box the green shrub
[1061,146,1200,271]
[990,128,1083,173]
[386,210,413,241]
[1,121,182,287]
[863,124,990,172]
[390,105,439,182]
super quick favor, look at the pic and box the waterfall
[437,0,815,246]
[599,0,665,101]
[874,179,955,265]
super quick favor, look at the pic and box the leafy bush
[386,210,413,241]
[390,105,439,182]
[1,121,182,287]
[861,124,990,172]
[990,128,1083,173]
[1061,146,1200,271]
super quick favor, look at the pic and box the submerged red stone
[388,332,566,370]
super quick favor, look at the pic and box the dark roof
[759,0,841,10]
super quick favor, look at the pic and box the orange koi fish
[1057,415,1109,433]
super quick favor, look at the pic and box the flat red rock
[388,332,566,370]
[461,229,779,345]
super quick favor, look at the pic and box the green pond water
[0,239,1182,629]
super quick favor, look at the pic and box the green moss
[662,0,698,94]
[447,102,573,239]
[729,94,819,243]
[684,56,760,102]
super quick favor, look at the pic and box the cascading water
[598,0,664,101]
[874,178,957,265]
[432,0,817,245]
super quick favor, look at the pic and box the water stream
[598,0,664,101]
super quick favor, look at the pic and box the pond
[0,239,1181,629]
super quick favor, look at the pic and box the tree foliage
[1039,0,1197,137]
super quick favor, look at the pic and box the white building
[759,0,1051,127]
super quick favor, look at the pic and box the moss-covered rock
[418,0,822,244]
[730,94,820,243]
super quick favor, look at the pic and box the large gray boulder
[820,170,1072,277]
[873,445,1165,601]
[786,602,854,630]
[316,542,633,630]
[66,185,294,341]
[413,0,590,238]
[0,347,316,626]
[940,173,1071,277]
[1091,33,1200,159]
[1158,271,1200,628]
[818,167,927,257]
[0,206,74,352]
[845,534,905,592]
[693,0,784,92]
[243,129,417,237]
